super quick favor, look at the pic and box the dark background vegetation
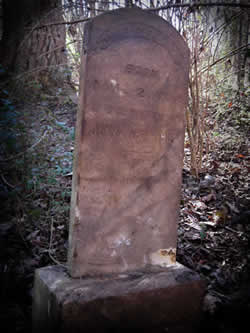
[0,1,249,332]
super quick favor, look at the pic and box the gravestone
[33,8,206,333]
[68,7,189,277]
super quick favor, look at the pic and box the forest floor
[0,84,249,332]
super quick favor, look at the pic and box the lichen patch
[150,248,176,267]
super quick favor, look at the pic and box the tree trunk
[86,0,96,17]
[240,9,250,89]
[1,0,66,84]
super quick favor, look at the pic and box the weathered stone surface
[68,7,189,277]
[33,264,206,333]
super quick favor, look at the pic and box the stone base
[32,263,206,333]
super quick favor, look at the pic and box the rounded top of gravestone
[86,6,189,64]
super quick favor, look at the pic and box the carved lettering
[125,64,159,78]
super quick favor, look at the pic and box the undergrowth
[1,76,77,266]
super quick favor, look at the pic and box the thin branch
[203,10,243,47]
[148,2,250,12]
[49,217,67,268]
[200,43,250,74]
[34,17,90,30]
[1,174,16,188]
[0,130,49,163]
[32,2,250,30]
[15,63,68,80]
[37,40,77,59]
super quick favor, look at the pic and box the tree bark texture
[206,4,249,90]
[1,0,66,79]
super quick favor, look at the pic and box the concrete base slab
[33,263,206,333]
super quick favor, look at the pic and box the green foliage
[200,224,207,241]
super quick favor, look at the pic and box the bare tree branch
[200,43,250,74]
[34,17,90,30]
[148,2,250,12]
[33,1,250,30]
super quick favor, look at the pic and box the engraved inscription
[136,88,145,97]
[85,121,161,153]
[125,64,159,78]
